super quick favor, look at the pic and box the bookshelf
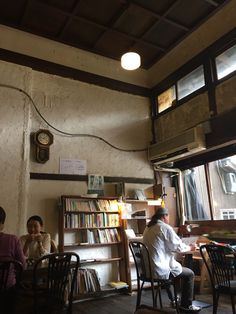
[58,195,127,298]
[122,199,156,293]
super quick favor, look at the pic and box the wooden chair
[0,259,23,314]
[129,241,179,313]
[200,244,236,314]
[33,252,80,314]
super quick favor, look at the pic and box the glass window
[216,44,236,80]
[177,65,205,100]
[157,86,176,113]
[221,209,236,220]
[183,166,211,221]
[209,155,236,220]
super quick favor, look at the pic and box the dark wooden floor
[73,290,233,314]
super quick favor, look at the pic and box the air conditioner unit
[148,126,206,165]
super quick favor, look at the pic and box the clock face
[37,132,51,145]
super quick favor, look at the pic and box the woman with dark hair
[20,215,51,259]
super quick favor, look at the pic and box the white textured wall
[0,60,153,239]
[0,61,32,235]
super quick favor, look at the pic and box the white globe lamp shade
[121,52,141,70]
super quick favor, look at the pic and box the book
[109,281,128,289]
[134,189,146,200]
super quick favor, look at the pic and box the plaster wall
[0,60,153,239]
[0,61,32,235]
[154,92,209,142]
[216,75,236,114]
[0,24,149,88]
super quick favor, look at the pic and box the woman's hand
[34,234,43,243]
[26,234,35,243]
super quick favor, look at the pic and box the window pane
[209,155,236,220]
[157,86,176,113]
[216,44,236,80]
[183,166,211,221]
[177,65,205,100]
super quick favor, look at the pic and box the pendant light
[121,52,141,70]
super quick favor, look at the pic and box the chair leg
[136,280,142,309]
[212,292,219,314]
[136,281,144,309]
[150,282,156,308]
[158,286,163,309]
[230,294,235,314]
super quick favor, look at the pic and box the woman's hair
[27,215,43,226]
[0,207,6,224]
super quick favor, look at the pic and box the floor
[73,289,233,314]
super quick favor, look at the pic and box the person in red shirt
[0,206,26,314]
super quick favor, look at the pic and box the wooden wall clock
[33,129,54,163]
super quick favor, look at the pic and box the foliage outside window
[183,155,236,221]
[177,65,205,100]
[157,86,176,113]
[216,44,236,80]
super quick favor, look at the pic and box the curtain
[183,169,209,220]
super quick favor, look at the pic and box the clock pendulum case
[33,129,54,163]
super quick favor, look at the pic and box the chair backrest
[200,244,233,289]
[129,241,154,282]
[0,259,23,291]
[33,252,80,313]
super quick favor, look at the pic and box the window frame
[151,30,236,118]
[183,158,236,224]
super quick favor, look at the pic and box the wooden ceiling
[0,0,230,69]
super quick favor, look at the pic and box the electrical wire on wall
[0,84,148,152]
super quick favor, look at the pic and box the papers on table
[181,236,199,246]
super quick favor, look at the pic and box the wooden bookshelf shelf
[80,257,122,265]
[58,195,127,300]
[64,242,122,248]
[64,226,121,231]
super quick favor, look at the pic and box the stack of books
[109,281,128,289]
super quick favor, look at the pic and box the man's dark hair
[147,207,169,227]
[0,207,6,224]
[27,215,43,226]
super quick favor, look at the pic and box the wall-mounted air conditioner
[148,126,206,165]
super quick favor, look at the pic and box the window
[177,65,205,100]
[221,209,236,220]
[157,86,176,113]
[209,156,236,220]
[216,44,236,80]
[183,155,236,221]
[183,166,211,221]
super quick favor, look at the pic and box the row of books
[75,268,101,294]
[64,213,120,228]
[65,198,120,212]
[78,228,121,244]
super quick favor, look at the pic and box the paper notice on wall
[59,158,87,175]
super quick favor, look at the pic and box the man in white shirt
[143,207,201,313]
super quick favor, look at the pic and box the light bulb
[121,52,141,70]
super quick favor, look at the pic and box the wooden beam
[30,172,154,184]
